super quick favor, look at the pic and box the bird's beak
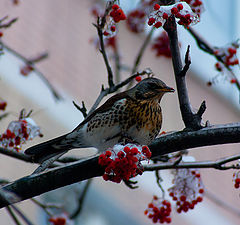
[161,86,175,93]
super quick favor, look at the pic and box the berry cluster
[126,9,146,33]
[98,144,152,183]
[20,64,34,76]
[0,100,7,110]
[213,41,239,70]
[49,213,73,225]
[102,4,126,37]
[126,0,158,33]
[110,4,126,23]
[144,196,172,224]
[179,0,204,17]
[152,31,171,58]
[168,168,204,213]
[0,117,42,151]
[207,41,239,87]
[148,2,199,28]
[233,171,240,189]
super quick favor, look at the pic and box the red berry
[0,101,7,110]
[135,76,142,82]
[230,79,237,84]
[103,31,109,36]
[148,17,155,26]
[110,26,116,32]
[154,21,162,28]
[177,4,183,10]
[0,31,3,37]
[228,47,237,55]
[112,4,119,10]
[171,7,179,15]
[162,13,168,20]
[154,4,160,10]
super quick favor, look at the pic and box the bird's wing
[73,91,129,131]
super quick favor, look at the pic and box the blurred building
[0,0,239,224]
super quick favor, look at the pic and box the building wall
[0,0,239,224]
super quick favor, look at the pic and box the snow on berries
[178,0,204,17]
[144,196,172,224]
[208,40,239,86]
[148,2,199,29]
[168,168,204,213]
[98,144,152,183]
[101,4,126,38]
[0,117,42,151]
[213,40,239,69]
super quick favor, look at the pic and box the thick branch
[0,123,240,208]
[164,16,204,130]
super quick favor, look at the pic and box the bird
[25,77,174,163]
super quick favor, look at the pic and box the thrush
[25,78,174,163]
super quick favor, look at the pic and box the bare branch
[132,27,155,74]
[73,101,88,118]
[0,16,18,29]
[6,206,22,225]
[0,42,62,101]
[10,205,35,225]
[163,16,204,130]
[70,179,92,219]
[144,153,240,171]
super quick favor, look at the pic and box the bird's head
[128,77,175,101]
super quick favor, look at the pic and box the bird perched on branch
[25,78,174,163]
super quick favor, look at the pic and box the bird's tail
[25,133,73,163]
[25,128,92,163]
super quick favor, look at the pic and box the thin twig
[0,42,62,100]
[6,206,22,225]
[73,101,88,118]
[11,205,35,225]
[144,153,240,171]
[70,179,92,219]
[31,198,62,217]
[132,27,155,75]
[0,112,9,121]
[127,27,155,89]
[0,16,18,29]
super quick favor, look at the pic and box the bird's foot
[124,179,138,189]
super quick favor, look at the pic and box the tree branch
[0,42,62,101]
[144,153,240,171]
[0,123,240,208]
[164,16,204,130]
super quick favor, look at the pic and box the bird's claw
[124,179,138,189]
